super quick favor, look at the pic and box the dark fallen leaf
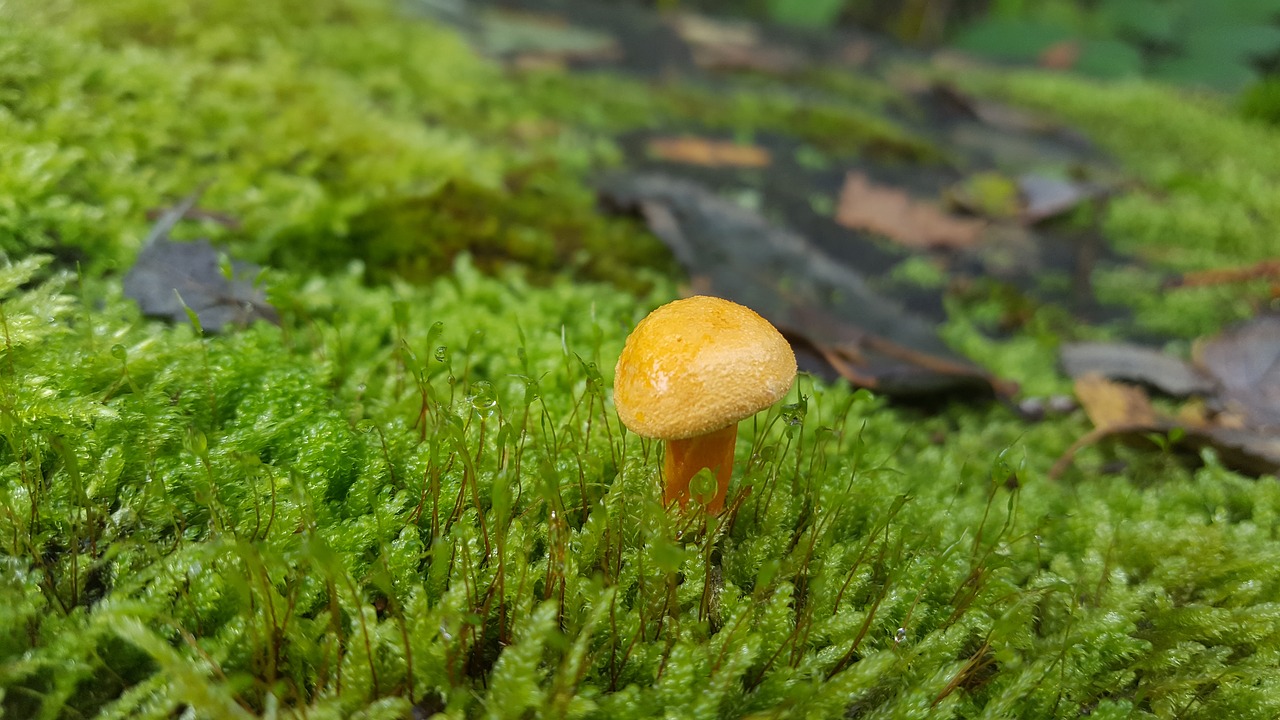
[947,169,1107,227]
[144,205,241,229]
[1015,394,1077,421]
[1054,316,1280,478]
[928,83,1062,135]
[921,82,1107,174]
[1195,315,1280,432]
[1017,173,1104,224]
[1061,341,1216,397]
[835,171,986,250]
[781,300,1017,397]
[1186,425,1280,476]
[598,172,1008,398]
[647,136,772,168]
[124,191,277,333]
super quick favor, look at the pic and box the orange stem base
[663,424,738,513]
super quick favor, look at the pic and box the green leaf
[1103,0,1177,44]
[1184,24,1280,62]
[1239,75,1280,124]
[0,255,51,298]
[1151,54,1259,91]
[951,17,1072,61]
[1181,0,1280,25]
[765,0,845,28]
[1075,38,1145,79]
[102,616,255,720]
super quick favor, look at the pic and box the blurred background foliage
[653,0,1280,115]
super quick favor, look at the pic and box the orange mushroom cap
[614,296,797,440]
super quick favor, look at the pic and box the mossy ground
[3,1,1280,718]
[957,68,1280,341]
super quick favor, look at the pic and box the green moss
[518,70,940,160]
[5,249,1280,717]
[0,0,668,284]
[1092,265,1267,339]
[4,1,1280,718]
[887,255,948,289]
[1239,76,1280,126]
[957,70,1280,335]
[0,0,930,283]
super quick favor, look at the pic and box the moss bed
[3,0,1280,718]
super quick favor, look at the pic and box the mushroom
[614,296,796,513]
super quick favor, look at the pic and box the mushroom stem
[663,423,738,513]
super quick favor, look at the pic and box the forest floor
[2,0,1279,718]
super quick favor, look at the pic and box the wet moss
[0,0,669,286]
[517,70,941,161]
[6,253,1280,718]
[960,69,1280,337]
[3,1,1280,718]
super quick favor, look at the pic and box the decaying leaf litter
[114,0,1279,472]
[1058,316,1280,476]
[433,0,1280,474]
[124,188,278,332]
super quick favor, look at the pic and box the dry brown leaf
[1074,374,1161,431]
[1051,374,1165,479]
[1170,258,1280,289]
[839,39,874,67]
[647,137,772,168]
[670,12,759,49]
[1054,322,1280,479]
[835,172,985,250]
[669,13,806,73]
